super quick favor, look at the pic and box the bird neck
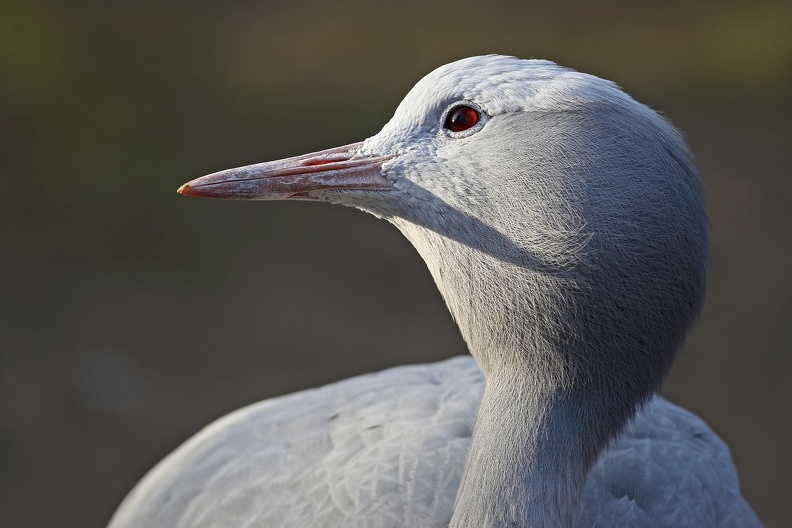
[450,373,592,528]
[391,220,657,526]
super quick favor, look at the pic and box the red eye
[444,105,480,133]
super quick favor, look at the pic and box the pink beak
[177,142,396,201]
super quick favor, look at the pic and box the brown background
[1,1,790,526]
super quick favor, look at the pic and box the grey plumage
[110,55,761,527]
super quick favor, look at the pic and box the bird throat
[391,219,635,527]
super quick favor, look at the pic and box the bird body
[110,56,761,527]
[110,357,758,527]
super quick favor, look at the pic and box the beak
[177,142,396,200]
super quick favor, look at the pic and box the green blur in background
[1,1,790,526]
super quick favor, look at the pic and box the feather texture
[112,55,762,527]
[110,357,759,527]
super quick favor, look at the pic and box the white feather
[110,55,761,527]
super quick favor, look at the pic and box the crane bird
[109,55,761,527]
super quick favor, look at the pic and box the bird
[108,55,762,527]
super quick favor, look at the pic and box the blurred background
[1,1,790,526]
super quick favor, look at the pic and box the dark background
[1,1,790,526]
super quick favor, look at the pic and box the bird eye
[444,105,480,133]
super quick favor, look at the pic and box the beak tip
[177,183,191,196]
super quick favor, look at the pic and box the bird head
[179,55,707,414]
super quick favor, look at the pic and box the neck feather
[450,373,595,527]
[391,221,674,527]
